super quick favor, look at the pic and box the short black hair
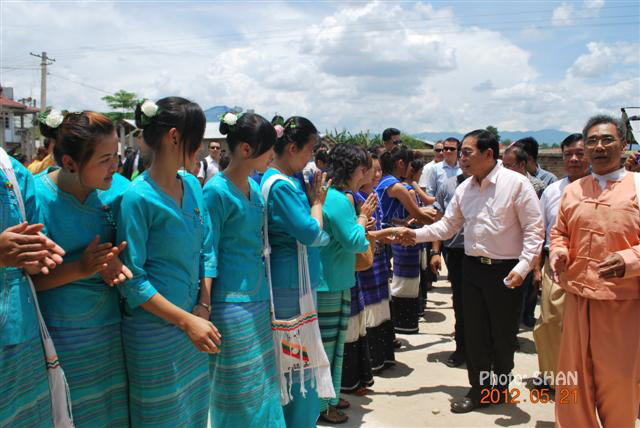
[463,129,499,160]
[560,133,583,151]
[514,136,539,161]
[504,145,528,165]
[582,114,626,143]
[382,128,401,142]
[443,137,461,151]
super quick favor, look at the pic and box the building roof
[0,96,39,113]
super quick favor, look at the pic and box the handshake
[382,227,417,246]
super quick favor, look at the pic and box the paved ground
[320,270,640,428]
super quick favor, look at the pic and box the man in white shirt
[425,137,462,198]
[197,141,221,185]
[398,129,544,413]
[533,133,589,389]
[418,140,444,191]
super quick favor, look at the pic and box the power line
[47,72,112,94]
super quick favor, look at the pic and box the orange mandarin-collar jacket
[551,173,640,300]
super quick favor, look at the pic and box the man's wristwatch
[431,250,441,256]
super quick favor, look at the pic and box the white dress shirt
[418,160,437,189]
[415,163,544,279]
[197,155,220,184]
[540,177,569,249]
[425,160,461,197]
[592,167,627,190]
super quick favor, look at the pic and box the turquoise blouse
[203,173,268,302]
[116,171,214,321]
[261,168,328,289]
[34,169,130,328]
[318,188,369,292]
[0,156,42,346]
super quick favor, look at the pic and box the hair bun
[134,102,145,129]
[219,121,230,136]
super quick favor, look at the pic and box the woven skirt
[49,323,128,427]
[341,280,373,393]
[209,300,285,428]
[390,244,420,334]
[122,317,210,427]
[317,290,351,411]
[0,335,52,427]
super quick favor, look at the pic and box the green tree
[501,138,512,147]
[486,125,501,143]
[101,90,139,123]
[326,129,429,150]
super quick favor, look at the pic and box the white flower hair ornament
[39,109,64,129]
[139,99,159,127]
[222,112,239,126]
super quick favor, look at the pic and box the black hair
[40,111,115,170]
[313,141,330,156]
[274,116,318,156]
[43,138,51,150]
[380,144,413,175]
[463,129,500,160]
[369,144,383,154]
[271,115,285,126]
[410,158,425,172]
[315,149,330,165]
[135,97,206,160]
[219,112,276,158]
[504,145,528,165]
[443,137,461,151]
[326,144,370,191]
[382,127,401,142]
[218,152,231,170]
[582,114,626,143]
[514,136,539,161]
[560,133,583,151]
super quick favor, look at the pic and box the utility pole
[29,51,55,145]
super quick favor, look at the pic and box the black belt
[467,255,518,265]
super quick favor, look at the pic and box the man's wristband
[430,250,441,256]
[196,302,211,311]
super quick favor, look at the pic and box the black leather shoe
[450,396,489,414]
[445,352,465,368]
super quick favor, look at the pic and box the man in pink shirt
[398,129,544,413]
[550,115,640,427]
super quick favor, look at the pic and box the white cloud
[568,42,640,78]
[1,0,636,135]
[552,0,605,26]
[552,3,574,26]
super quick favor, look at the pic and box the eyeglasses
[443,147,457,152]
[434,148,443,153]
[584,136,618,148]
[209,146,221,151]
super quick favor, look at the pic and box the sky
[1,0,639,135]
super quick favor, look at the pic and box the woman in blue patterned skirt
[0,148,64,427]
[204,112,285,428]
[375,146,437,335]
[32,112,131,427]
[117,97,220,427]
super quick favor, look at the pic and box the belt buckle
[479,256,492,265]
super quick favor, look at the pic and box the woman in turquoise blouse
[204,112,285,428]
[318,144,377,424]
[31,112,132,427]
[0,149,64,428]
[262,116,330,428]
[116,97,219,427]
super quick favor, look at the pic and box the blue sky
[1,0,639,134]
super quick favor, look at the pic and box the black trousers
[462,256,522,400]
[519,271,537,323]
[445,248,465,355]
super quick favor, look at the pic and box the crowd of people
[0,95,639,428]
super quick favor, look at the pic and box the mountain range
[414,129,572,145]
